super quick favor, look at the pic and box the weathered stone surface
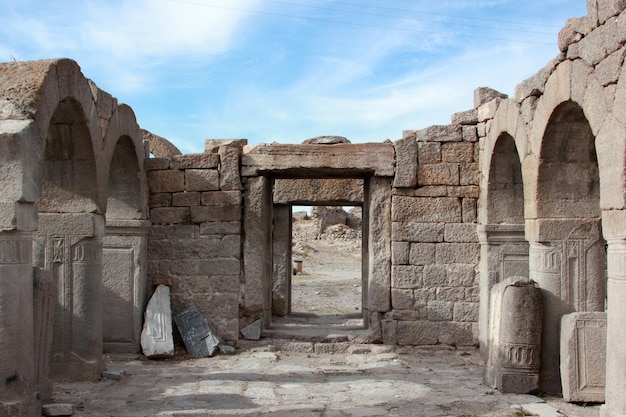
[485,277,542,394]
[417,163,459,186]
[143,129,181,157]
[241,319,262,340]
[273,178,363,205]
[391,265,423,289]
[33,267,55,402]
[558,17,593,52]
[392,197,462,223]
[242,143,394,177]
[172,191,201,207]
[392,222,445,243]
[42,403,74,416]
[204,138,248,153]
[171,153,220,169]
[397,321,438,345]
[451,109,478,125]
[442,143,474,163]
[393,136,418,188]
[417,142,441,164]
[148,170,184,193]
[141,285,174,359]
[302,135,350,144]
[174,306,221,357]
[417,124,462,142]
[560,312,606,403]
[218,145,243,191]
[391,241,410,265]
[185,169,219,192]
[474,87,508,108]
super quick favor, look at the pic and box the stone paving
[49,343,601,417]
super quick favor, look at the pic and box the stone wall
[146,144,244,342]
[383,93,491,346]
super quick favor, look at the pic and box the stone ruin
[1,2,626,416]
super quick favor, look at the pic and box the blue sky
[1,0,586,153]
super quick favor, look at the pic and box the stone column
[600,210,626,417]
[0,231,37,416]
[272,205,291,316]
[102,219,150,353]
[477,224,528,357]
[36,213,105,381]
[527,218,606,394]
[243,176,273,326]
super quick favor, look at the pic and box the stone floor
[49,342,602,417]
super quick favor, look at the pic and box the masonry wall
[146,146,244,342]
[383,89,505,347]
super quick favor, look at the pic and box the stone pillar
[365,177,392,313]
[102,219,150,353]
[0,231,37,417]
[485,276,542,393]
[272,205,291,316]
[243,176,273,326]
[527,218,606,394]
[35,213,105,381]
[33,267,55,403]
[600,210,626,417]
[477,224,528,357]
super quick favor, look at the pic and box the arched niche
[36,96,105,381]
[530,100,605,394]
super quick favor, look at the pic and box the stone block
[170,153,220,169]
[273,178,363,205]
[417,124,462,142]
[148,170,184,193]
[596,47,626,87]
[42,403,74,416]
[474,87,508,108]
[185,169,219,192]
[423,264,447,287]
[391,288,415,309]
[218,145,243,191]
[397,321,438,345]
[174,306,221,357]
[462,198,477,223]
[149,192,171,208]
[597,0,626,23]
[462,125,478,143]
[190,205,241,223]
[205,139,248,152]
[560,312,606,403]
[444,223,478,243]
[427,301,454,321]
[140,285,174,359]
[199,221,241,236]
[453,302,479,322]
[459,163,480,185]
[172,191,201,207]
[442,143,474,163]
[409,243,436,265]
[417,163,459,186]
[33,268,55,402]
[391,265,423,289]
[391,241,410,265]
[451,109,478,125]
[447,264,476,287]
[438,321,474,346]
[435,243,480,264]
[393,136,418,188]
[145,157,170,171]
[392,197,462,223]
[149,207,190,225]
[417,142,441,164]
[201,191,242,206]
[392,222,444,243]
[436,287,466,302]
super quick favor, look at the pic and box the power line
[253,0,558,35]
[165,0,556,45]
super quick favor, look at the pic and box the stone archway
[478,132,528,355]
[529,100,605,393]
[35,95,106,381]
[102,120,149,353]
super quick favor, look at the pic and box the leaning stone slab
[485,277,542,394]
[560,311,606,403]
[141,285,174,359]
[241,319,262,340]
[174,306,221,357]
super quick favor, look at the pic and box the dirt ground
[291,218,362,316]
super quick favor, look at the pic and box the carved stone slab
[174,306,220,357]
[140,285,174,358]
[560,311,606,403]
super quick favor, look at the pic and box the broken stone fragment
[302,135,350,144]
[174,306,221,357]
[42,403,74,416]
[140,284,175,359]
[241,319,262,340]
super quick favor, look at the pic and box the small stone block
[102,369,124,380]
[141,285,175,359]
[219,344,237,355]
[241,319,262,340]
[42,403,74,416]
